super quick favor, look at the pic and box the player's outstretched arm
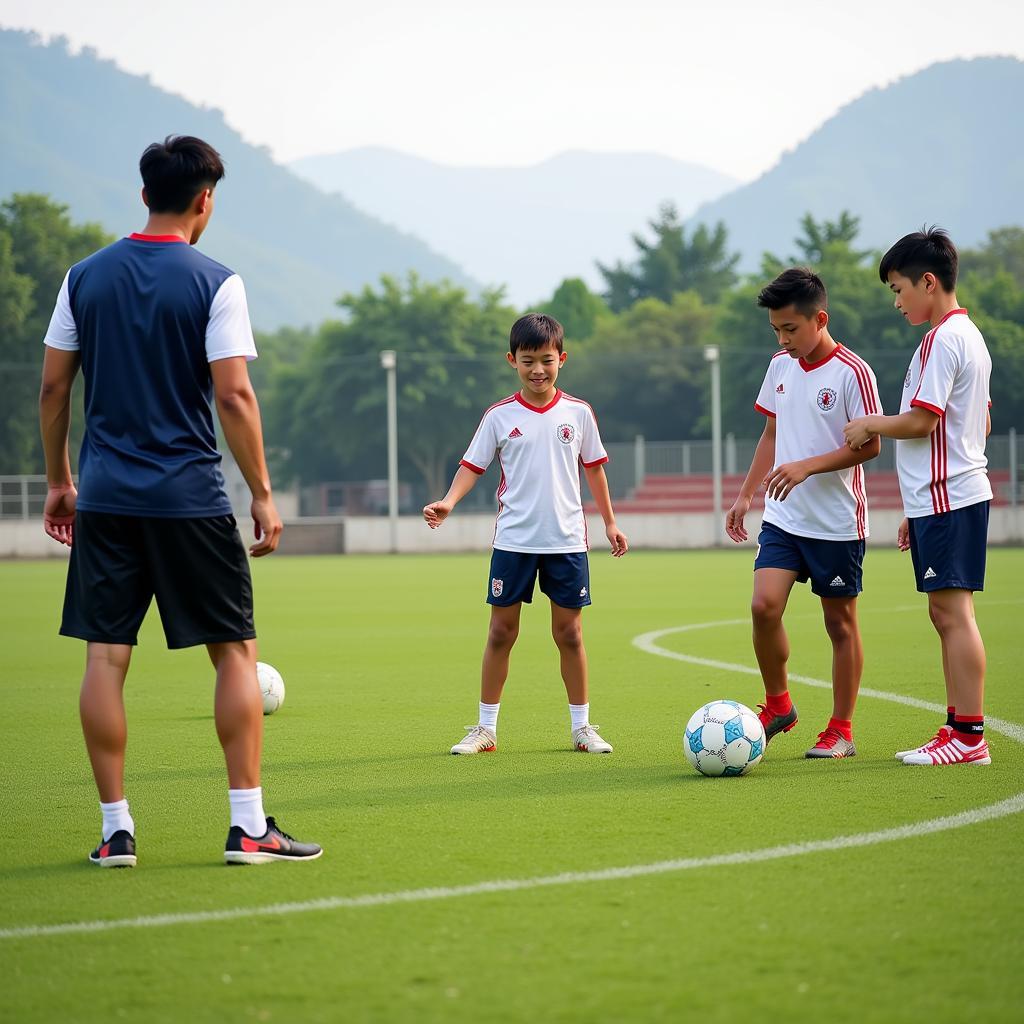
[211,356,282,557]
[844,408,939,449]
[726,417,775,542]
[765,434,881,502]
[423,465,480,529]
[39,347,80,546]
[582,463,627,556]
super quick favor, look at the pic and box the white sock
[100,798,135,841]
[569,703,590,731]
[229,787,267,838]
[479,702,500,733]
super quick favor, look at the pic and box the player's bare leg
[751,568,800,742]
[820,596,862,721]
[551,603,611,752]
[903,589,990,766]
[550,603,586,705]
[806,596,861,758]
[927,590,985,717]
[480,602,522,704]
[80,642,132,802]
[751,568,798,694]
[208,639,262,789]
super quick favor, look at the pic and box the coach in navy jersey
[39,135,321,867]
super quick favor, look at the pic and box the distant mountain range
[291,148,738,304]
[0,30,470,329]
[688,57,1024,267]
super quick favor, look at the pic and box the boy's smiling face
[886,270,935,326]
[767,304,828,361]
[507,340,566,403]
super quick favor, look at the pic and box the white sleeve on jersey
[43,272,79,351]
[754,359,778,416]
[911,335,958,415]
[206,274,258,363]
[460,408,498,474]
[842,357,883,419]
[579,405,608,467]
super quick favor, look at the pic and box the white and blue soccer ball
[256,661,286,716]
[684,700,765,776]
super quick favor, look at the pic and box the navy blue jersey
[44,235,256,517]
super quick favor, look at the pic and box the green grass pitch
[2,548,1023,1023]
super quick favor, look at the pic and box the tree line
[1,195,1022,499]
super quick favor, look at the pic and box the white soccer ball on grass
[684,700,765,776]
[256,661,286,715]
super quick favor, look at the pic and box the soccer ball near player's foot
[256,662,286,715]
[684,700,765,776]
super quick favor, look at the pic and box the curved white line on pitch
[632,621,1024,745]
[1,615,1019,943]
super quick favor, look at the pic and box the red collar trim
[515,389,562,414]
[931,308,968,330]
[129,233,188,243]
[799,342,841,373]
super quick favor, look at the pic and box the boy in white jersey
[423,313,628,755]
[845,228,992,766]
[726,269,882,759]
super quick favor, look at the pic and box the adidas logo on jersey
[508,427,523,438]
[830,576,845,587]
[924,566,937,579]
[776,384,785,393]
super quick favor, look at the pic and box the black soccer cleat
[89,829,137,868]
[757,703,799,744]
[224,816,323,865]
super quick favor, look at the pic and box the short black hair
[756,267,827,318]
[509,313,564,355]
[140,135,225,214]
[878,227,958,291]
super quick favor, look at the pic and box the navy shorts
[754,522,865,598]
[908,501,989,592]
[61,511,256,649]
[487,550,591,608]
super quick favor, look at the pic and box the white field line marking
[631,620,1024,745]
[2,613,1020,942]
[3,794,1022,942]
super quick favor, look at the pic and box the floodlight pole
[381,349,399,553]
[704,344,723,546]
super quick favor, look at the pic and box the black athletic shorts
[60,511,256,649]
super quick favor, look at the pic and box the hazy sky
[2,0,1022,181]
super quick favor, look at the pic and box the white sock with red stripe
[100,798,135,841]
[229,787,267,838]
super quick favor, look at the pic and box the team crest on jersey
[816,387,837,411]
[491,578,504,598]
[904,367,912,389]
[557,423,575,444]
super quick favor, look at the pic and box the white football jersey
[460,390,608,553]
[896,309,992,518]
[755,344,882,541]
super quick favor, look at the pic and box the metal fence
[7,430,1019,520]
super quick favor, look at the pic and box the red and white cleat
[902,734,991,766]
[895,725,952,762]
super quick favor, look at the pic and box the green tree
[267,274,517,499]
[0,194,110,473]
[597,204,739,311]
[569,291,715,441]
[960,227,1024,289]
[541,277,609,342]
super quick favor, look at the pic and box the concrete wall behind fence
[4,508,1022,559]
